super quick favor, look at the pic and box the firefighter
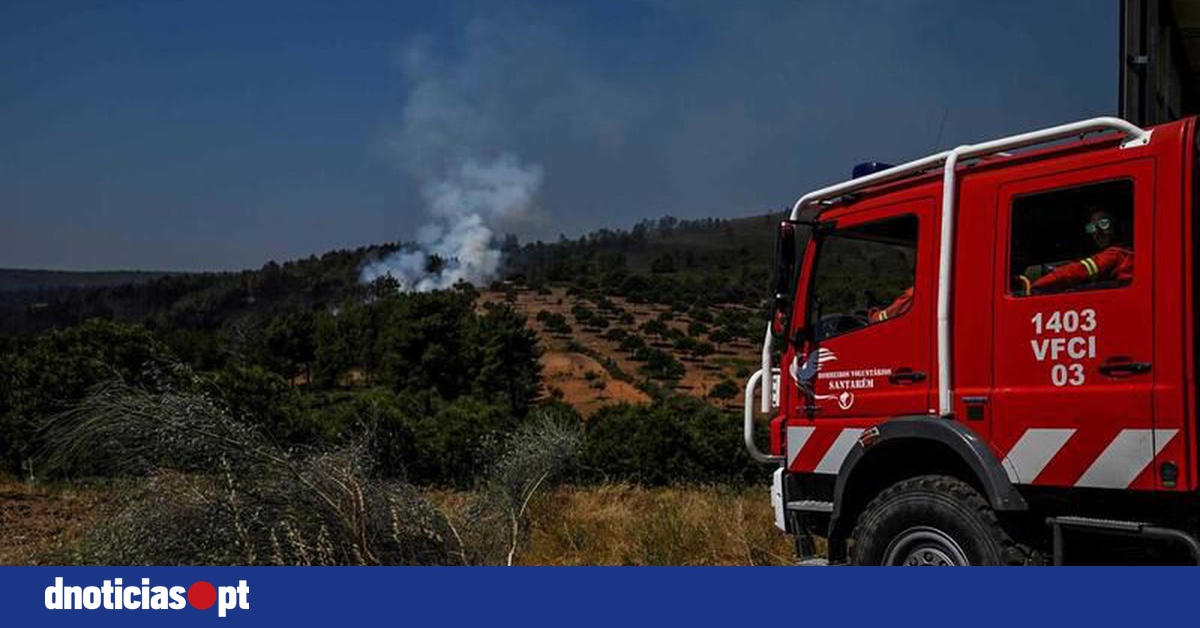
[868,287,913,323]
[1016,208,1133,295]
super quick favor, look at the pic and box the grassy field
[0,479,113,565]
[516,485,793,566]
[0,479,792,566]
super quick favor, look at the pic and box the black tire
[849,475,1034,566]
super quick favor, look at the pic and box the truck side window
[1009,179,1134,297]
[809,215,918,341]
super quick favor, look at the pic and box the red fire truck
[745,115,1200,565]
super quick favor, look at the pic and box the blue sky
[1,1,1118,271]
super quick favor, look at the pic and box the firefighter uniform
[869,287,914,323]
[1018,246,1133,295]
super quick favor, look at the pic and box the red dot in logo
[188,581,217,610]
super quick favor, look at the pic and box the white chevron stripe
[1075,429,1177,489]
[1001,428,1076,484]
[786,426,816,468]
[813,428,864,474]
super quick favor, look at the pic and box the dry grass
[515,484,793,565]
[0,479,112,565]
[3,479,794,566]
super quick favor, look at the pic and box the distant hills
[0,212,788,335]
[0,269,179,293]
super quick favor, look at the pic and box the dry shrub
[41,376,582,566]
[42,379,462,565]
[455,415,582,565]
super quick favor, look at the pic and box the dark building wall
[1121,0,1199,125]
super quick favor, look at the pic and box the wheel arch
[826,417,1026,561]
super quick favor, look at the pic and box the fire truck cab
[746,115,1200,565]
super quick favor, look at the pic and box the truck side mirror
[770,221,798,341]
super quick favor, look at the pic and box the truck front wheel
[849,475,1029,566]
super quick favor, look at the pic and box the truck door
[785,198,936,476]
[991,160,1165,491]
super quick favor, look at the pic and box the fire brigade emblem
[791,349,856,409]
[829,391,855,410]
[813,390,855,410]
[790,348,836,394]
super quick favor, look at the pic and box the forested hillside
[0,212,788,476]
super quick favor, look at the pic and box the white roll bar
[745,368,784,463]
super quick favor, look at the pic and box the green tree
[620,334,646,353]
[407,395,513,487]
[640,348,685,381]
[582,397,756,485]
[212,364,316,443]
[650,254,676,274]
[691,341,715,360]
[641,318,669,338]
[262,311,315,383]
[603,328,628,343]
[376,291,474,398]
[1,320,175,473]
[472,303,543,417]
[312,310,353,388]
[708,379,739,401]
[709,328,733,351]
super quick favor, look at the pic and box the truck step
[787,500,833,514]
[1049,516,1147,533]
[1047,516,1200,565]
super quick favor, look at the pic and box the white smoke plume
[361,31,544,292]
[361,154,541,291]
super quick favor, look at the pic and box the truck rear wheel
[849,475,1030,566]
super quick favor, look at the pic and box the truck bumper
[771,467,786,531]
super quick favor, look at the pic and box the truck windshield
[808,215,918,341]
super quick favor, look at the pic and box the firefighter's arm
[870,288,913,322]
[1026,259,1093,293]
[1089,247,1132,279]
